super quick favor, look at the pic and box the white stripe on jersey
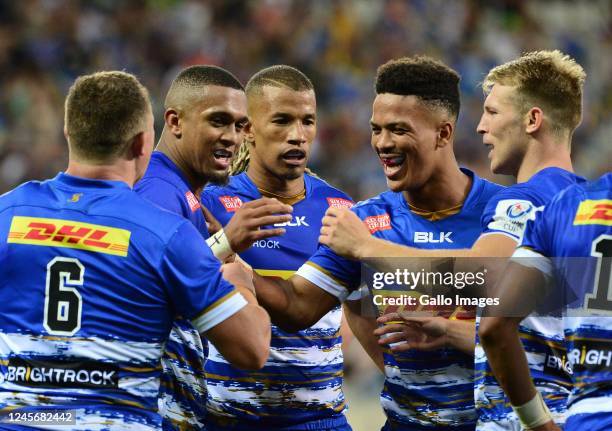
[191,290,247,333]
[296,263,350,301]
[568,396,612,415]
[385,362,473,387]
[0,332,162,362]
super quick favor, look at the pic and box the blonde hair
[483,50,586,134]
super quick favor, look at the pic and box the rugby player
[201,65,353,431]
[480,173,612,431]
[0,71,270,430]
[321,50,587,430]
[135,65,292,429]
[247,56,504,430]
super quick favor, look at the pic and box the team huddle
[0,49,609,431]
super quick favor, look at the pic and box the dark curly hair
[375,56,461,120]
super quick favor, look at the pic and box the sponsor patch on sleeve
[364,214,391,234]
[185,191,201,212]
[574,200,612,226]
[219,196,243,212]
[327,197,353,209]
[487,199,538,240]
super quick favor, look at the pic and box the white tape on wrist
[512,391,553,429]
[206,229,234,261]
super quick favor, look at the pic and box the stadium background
[0,1,610,429]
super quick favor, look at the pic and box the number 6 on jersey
[44,257,84,336]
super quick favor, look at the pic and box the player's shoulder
[549,172,611,210]
[203,172,252,198]
[464,168,504,207]
[0,179,48,211]
[352,190,397,216]
[305,173,353,204]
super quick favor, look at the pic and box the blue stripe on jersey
[305,168,503,428]
[201,173,352,428]
[0,173,240,430]
[135,152,210,430]
[475,167,585,428]
[520,173,612,426]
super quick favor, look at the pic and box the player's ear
[525,107,543,135]
[436,121,453,148]
[130,131,146,159]
[244,120,255,147]
[164,108,181,138]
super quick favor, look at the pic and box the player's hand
[221,260,255,296]
[224,198,293,253]
[374,312,448,352]
[319,207,370,259]
[202,205,223,236]
[528,421,561,431]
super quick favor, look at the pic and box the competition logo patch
[506,202,533,219]
[574,200,612,226]
[219,196,243,212]
[364,214,391,233]
[7,216,130,257]
[185,191,201,212]
[327,197,353,209]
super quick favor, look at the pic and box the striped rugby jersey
[297,168,502,429]
[475,167,585,430]
[0,173,246,430]
[201,172,353,430]
[516,173,612,431]
[135,152,210,430]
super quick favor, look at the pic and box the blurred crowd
[0,0,610,199]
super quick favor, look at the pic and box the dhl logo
[7,216,131,257]
[574,200,612,226]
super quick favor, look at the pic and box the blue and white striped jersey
[135,152,210,430]
[517,173,612,431]
[297,169,502,429]
[0,173,246,430]
[475,167,584,430]
[201,172,353,430]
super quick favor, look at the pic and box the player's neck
[402,165,471,212]
[246,163,305,199]
[65,159,136,187]
[516,138,573,183]
[156,137,204,193]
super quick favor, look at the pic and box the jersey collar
[55,172,132,191]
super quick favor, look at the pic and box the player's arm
[204,262,271,370]
[375,314,475,356]
[205,198,293,260]
[343,298,385,372]
[479,257,559,431]
[253,272,340,333]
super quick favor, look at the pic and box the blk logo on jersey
[274,216,309,227]
[7,216,131,256]
[413,232,453,243]
[364,214,391,233]
[327,197,353,209]
[574,199,612,226]
[185,191,201,212]
[219,196,243,212]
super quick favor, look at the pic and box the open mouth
[281,149,306,166]
[484,143,494,158]
[379,154,407,179]
[213,148,233,170]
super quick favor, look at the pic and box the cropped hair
[65,71,150,162]
[375,56,461,120]
[164,65,244,109]
[483,50,586,133]
[245,65,313,97]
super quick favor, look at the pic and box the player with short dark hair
[245,56,503,430]
[321,50,586,430]
[0,70,271,430]
[480,173,612,431]
[201,65,353,431]
[135,65,292,429]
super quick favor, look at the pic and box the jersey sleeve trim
[191,290,248,333]
[511,247,553,278]
[296,262,350,302]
